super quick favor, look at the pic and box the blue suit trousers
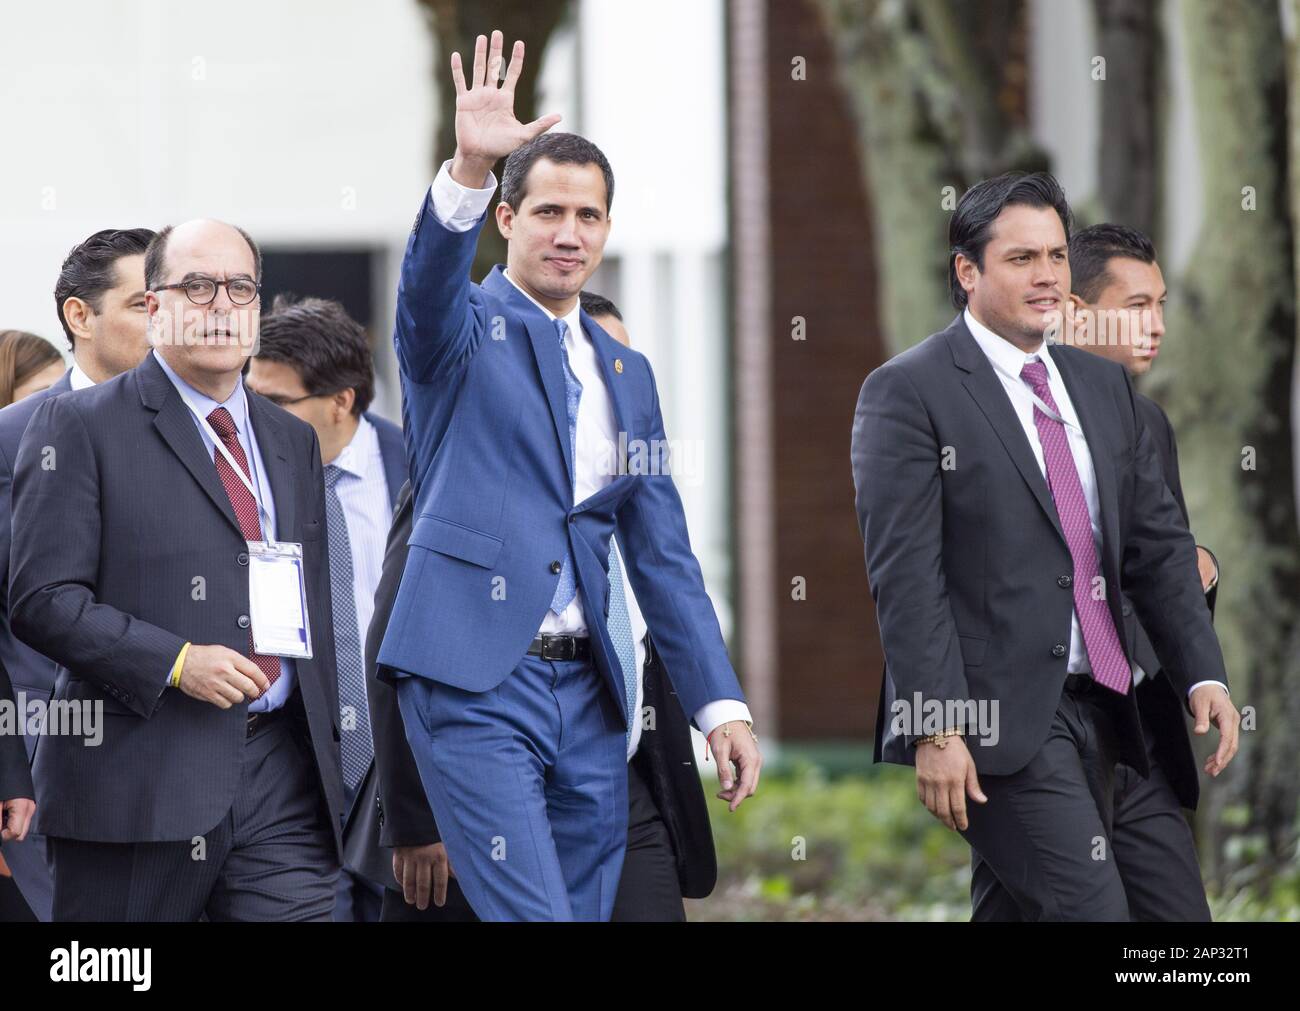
[396,656,628,921]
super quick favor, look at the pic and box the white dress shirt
[428,161,751,740]
[151,349,294,711]
[68,362,94,391]
[964,309,1226,698]
[328,415,394,657]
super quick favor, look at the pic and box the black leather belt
[246,706,286,739]
[527,634,591,662]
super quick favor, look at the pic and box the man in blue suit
[0,226,155,921]
[376,30,762,921]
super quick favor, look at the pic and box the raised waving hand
[449,29,561,188]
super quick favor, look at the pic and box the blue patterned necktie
[324,464,373,792]
[606,540,638,746]
[550,318,582,615]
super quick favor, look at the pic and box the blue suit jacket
[377,200,742,723]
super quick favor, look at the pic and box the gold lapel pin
[614,358,624,374]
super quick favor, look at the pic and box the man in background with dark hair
[1052,222,1216,920]
[851,172,1239,920]
[248,295,406,921]
[0,226,155,921]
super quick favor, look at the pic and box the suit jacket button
[550,560,562,574]
[237,614,250,629]
[1051,643,1067,658]
[1122,602,1133,616]
[237,552,249,565]
[1057,575,1072,588]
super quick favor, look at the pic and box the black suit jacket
[338,412,407,884]
[851,315,1227,777]
[1127,393,1215,810]
[346,482,718,898]
[9,353,345,848]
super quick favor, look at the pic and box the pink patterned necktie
[1019,360,1130,694]
[208,407,281,687]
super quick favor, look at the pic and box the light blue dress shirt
[152,349,294,711]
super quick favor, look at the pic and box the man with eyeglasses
[9,219,346,921]
[247,295,407,922]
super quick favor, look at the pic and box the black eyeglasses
[154,276,261,306]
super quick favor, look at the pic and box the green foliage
[695,764,970,921]
[694,768,1299,921]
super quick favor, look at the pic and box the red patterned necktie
[1019,360,1131,694]
[207,406,281,687]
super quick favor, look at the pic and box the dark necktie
[1019,361,1130,694]
[207,406,281,688]
[324,463,373,790]
[550,317,581,614]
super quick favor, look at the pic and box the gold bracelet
[915,727,963,749]
[720,720,758,743]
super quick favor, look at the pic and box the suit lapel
[947,322,1066,546]
[582,309,634,442]
[483,267,576,485]
[246,390,296,540]
[523,315,577,484]
[139,357,243,539]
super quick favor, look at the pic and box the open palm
[452,30,560,165]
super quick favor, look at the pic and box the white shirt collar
[502,269,584,343]
[330,414,377,480]
[963,307,1058,385]
[68,362,95,391]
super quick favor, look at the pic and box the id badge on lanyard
[189,399,313,659]
[247,540,313,659]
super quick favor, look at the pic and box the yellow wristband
[170,642,191,688]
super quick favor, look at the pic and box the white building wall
[0,0,436,377]
[0,0,733,634]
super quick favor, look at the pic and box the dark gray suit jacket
[1126,393,1215,810]
[851,315,1227,778]
[338,412,406,886]
[0,369,72,921]
[0,658,32,803]
[9,353,345,848]
[0,371,69,733]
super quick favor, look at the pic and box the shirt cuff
[1187,680,1228,699]
[694,700,752,741]
[428,159,497,232]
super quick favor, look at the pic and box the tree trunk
[416,0,573,280]
[813,0,1046,354]
[1090,0,1162,239]
[1157,0,1300,884]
